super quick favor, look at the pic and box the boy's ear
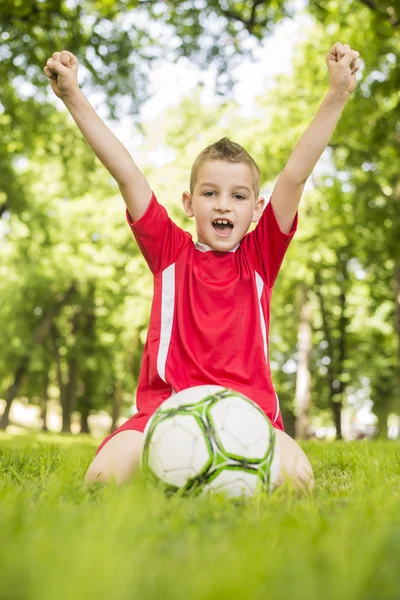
[252,196,266,222]
[182,191,194,217]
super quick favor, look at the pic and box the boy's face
[182,160,265,252]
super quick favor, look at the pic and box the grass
[0,432,399,600]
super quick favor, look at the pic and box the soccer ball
[140,385,280,498]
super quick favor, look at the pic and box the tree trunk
[80,404,90,434]
[41,370,49,432]
[374,402,390,439]
[78,286,96,435]
[394,263,400,414]
[332,259,349,440]
[51,308,81,434]
[314,270,341,438]
[0,360,28,429]
[294,284,312,439]
[52,323,67,430]
[0,283,76,429]
[62,354,79,433]
[79,378,94,435]
[332,401,342,439]
[314,257,350,442]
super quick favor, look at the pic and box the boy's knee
[277,459,314,492]
[274,429,314,492]
[84,454,136,485]
[84,461,116,485]
[84,430,144,486]
[281,460,314,491]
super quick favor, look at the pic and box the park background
[1,0,400,443]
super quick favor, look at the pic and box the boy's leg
[85,430,144,485]
[274,429,314,491]
[84,426,313,490]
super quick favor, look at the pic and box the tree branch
[358,0,399,27]
[219,0,266,33]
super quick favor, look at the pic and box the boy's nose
[215,196,231,210]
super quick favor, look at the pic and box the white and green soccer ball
[140,385,280,498]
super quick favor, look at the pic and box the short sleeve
[241,198,298,287]
[126,192,192,275]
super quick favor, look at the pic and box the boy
[44,42,361,490]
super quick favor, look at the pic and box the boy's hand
[326,43,361,97]
[43,50,80,99]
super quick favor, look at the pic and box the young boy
[44,43,361,490]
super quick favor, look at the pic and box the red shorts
[95,404,280,456]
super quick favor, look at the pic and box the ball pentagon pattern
[140,385,279,498]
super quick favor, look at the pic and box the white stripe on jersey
[255,271,279,422]
[274,390,280,423]
[157,263,175,384]
[255,271,269,364]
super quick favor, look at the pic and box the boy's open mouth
[212,219,234,237]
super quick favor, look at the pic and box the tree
[0,0,293,217]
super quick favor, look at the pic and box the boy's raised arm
[270,42,361,234]
[44,50,152,222]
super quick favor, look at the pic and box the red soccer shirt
[96,191,297,455]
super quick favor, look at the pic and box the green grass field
[0,433,399,600]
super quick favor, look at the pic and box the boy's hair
[190,137,260,197]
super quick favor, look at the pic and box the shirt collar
[195,241,240,253]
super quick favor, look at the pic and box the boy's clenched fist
[43,50,79,99]
[326,42,362,97]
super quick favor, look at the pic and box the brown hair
[190,137,260,197]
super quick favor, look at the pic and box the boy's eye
[203,191,246,200]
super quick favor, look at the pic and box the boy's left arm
[271,42,362,233]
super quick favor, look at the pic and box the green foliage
[0,0,292,217]
[1,0,399,435]
[0,435,400,599]
[0,135,153,420]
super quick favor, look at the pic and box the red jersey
[96,191,297,455]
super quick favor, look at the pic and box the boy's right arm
[44,50,152,221]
